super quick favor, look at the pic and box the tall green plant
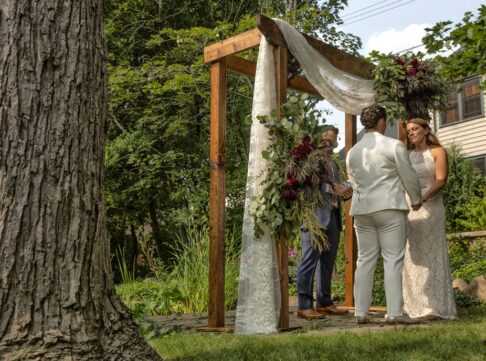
[115,246,137,284]
[169,226,240,313]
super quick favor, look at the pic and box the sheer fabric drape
[235,19,375,334]
[235,36,282,334]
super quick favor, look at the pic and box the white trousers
[353,210,407,317]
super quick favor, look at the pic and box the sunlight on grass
[150,315,486,361]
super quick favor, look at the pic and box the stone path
[149,306,441,335]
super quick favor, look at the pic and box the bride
[403,118,457,320]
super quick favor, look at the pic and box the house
[430,75,486,175]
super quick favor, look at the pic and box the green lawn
[150,312,486,361]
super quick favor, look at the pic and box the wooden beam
[208,59,227,328]
[226,55,320,97]
[225,55,256,77]
[344,113,357,308]
[274,46,290,330]
[289,75,320,97]
[204,28,262,63]
[256,14,374,79]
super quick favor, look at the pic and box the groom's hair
[360,105,387,129]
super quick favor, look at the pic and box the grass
[150,309,486,361]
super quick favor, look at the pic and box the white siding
[436,116,486,157]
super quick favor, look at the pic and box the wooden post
[344,113,357,307]
[208,59,227,328]
[274,46,289,330]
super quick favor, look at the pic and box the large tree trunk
[0,1,161,360]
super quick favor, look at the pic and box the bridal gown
[403,149,457,319]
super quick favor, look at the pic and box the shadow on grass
[151,314,486,361]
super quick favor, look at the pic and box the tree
[0,1,160,359]
[422,5,486,86]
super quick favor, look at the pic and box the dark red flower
[395,58,405,66]
[285,177,299,188]
[283,189,298,201]
[406,66,417,76]
[298,141,314,155]
[410,58,419,68]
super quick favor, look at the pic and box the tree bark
[0,1,161,360]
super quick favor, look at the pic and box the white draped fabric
[235,36,282,334]
[274,19,375,115]
[235,19,375,334]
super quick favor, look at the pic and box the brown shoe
[296,309,326,320]
[316,305,349,315]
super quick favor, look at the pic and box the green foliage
[169,226,240,313]
[116,227,240,315]
[369,52,450,122]
[423,5,486,87]
[443,145,486,232]
[134,314,182,340]
[455,189,486,231]
[250,93,336,251]
[115,246,137,284]
[448,236,486,282]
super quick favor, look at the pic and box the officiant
[296,126,352,320]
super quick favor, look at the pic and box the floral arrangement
[371,52,450,122]
[249,93,336,251]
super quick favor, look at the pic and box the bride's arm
[423,147,448,202]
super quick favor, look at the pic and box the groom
[296,126,352,320]
[346,105,423,324]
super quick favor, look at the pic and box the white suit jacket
[345,132,422,216]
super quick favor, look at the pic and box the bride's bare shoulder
[430,146,446,157]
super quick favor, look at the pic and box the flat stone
[464,276,486,301]
[452,278,469,293]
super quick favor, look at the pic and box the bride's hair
[407,118,442,149]
[360,105,386,129]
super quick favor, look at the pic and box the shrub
[448,236,486,282]
[444,145,486,232]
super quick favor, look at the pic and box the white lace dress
[403,149,457,319]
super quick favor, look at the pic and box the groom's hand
[411,201,423,211]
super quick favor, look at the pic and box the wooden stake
[208,59,227,328]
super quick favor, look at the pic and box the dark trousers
[296,209,341,310]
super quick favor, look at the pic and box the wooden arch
[203,15,376,332]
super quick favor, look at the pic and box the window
[440,76,484,126]
[470,155,486,176]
